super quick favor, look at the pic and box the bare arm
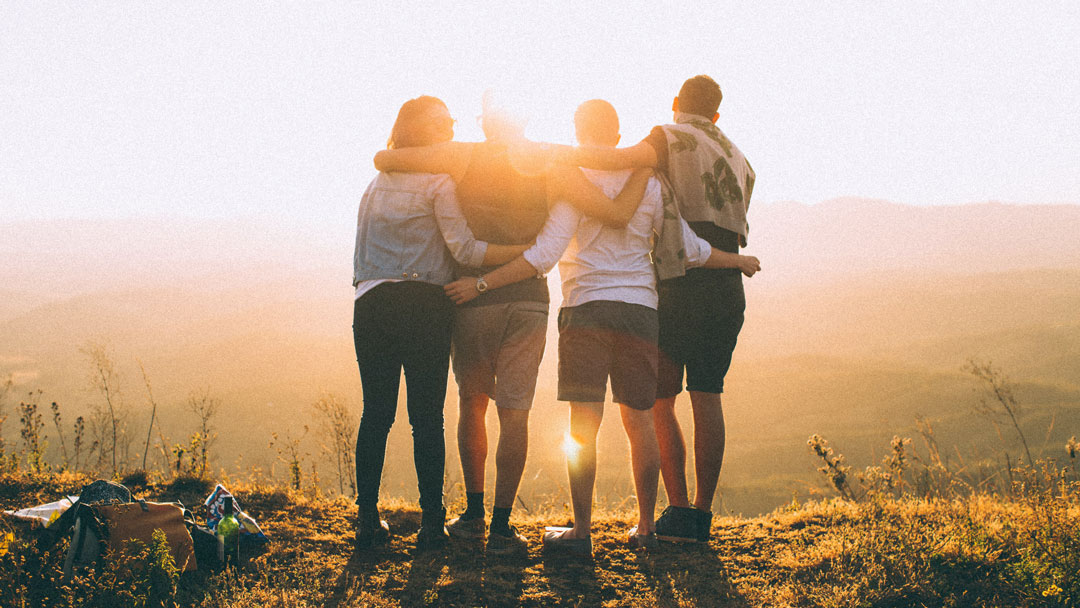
[444,257,540,305]
[444,203,577,304]
[676,215,759,277]
[373,141,473,182]
[547,166,651,228]
[550,141,658,171]
[703,249,761,277]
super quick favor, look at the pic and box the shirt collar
[674,111,713,125]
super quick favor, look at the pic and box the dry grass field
[2,469,1079,607]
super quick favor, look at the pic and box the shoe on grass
[542,527,592,557]
[487,524,528,555]
[695,509,713,543]
[654,506,701,543]
[416,508,449,551]
[628,525,659,551]
[355,507,390,549]
[447,515,487,540]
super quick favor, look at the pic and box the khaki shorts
[451,300,548,410]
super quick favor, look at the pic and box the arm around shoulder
[373,141,472,179]
[548,166,651,228]
[568,141,657,170]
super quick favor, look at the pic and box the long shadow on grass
[327,510,442,606]
[540,554,601,606]
[438,538,531,606]
[640,543,749,608]
[401,549,449,606]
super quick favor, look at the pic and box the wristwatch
[476,276,489,294]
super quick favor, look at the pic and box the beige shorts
[451,300,548,410]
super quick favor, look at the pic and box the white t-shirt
[522,169,712,310]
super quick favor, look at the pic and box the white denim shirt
[522,169,712,310]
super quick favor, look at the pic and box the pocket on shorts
[515,300,549,315]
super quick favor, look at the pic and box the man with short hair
[446,99,759,554]
[557,75,757,543]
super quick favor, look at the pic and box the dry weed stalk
[965,359,1034,466]
[312,393,357,497]
[82,340,126,475]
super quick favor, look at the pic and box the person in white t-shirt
[444,100,760,555]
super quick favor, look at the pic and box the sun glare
[562,432,582,464]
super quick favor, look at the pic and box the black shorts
[657,267,745,398]
[557,300,659,411]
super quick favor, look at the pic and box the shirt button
[412,273,419,278]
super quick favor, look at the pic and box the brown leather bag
[97,500,197,572]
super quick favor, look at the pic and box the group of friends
[350,75,759,557]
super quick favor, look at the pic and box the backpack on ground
[63,499,197,577]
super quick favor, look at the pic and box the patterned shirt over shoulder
[640,113,754,246]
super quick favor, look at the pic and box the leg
[489,300,546,513]
[655,280,692,509]
[353,292,402,511]
[487,405,532,554]
[457,393,490,495]
[400,284,454,515]
[606,302,662,536]
[652,395,691,508]
[680,270,742,512]
[688,391,726,511]
[450,303,503,508]
[565,401,603,539]
[493,406,529,509]
[448,393,489,539]
[620,404,660,534]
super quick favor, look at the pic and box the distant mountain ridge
[4,200,1077,302]
[749,198,1080,287]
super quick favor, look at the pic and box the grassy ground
[2,473,1079,607]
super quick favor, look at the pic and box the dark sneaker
[654,506,701,543]
[355,508,391,548]
[416,509,449,551]
[542,527,592,558]
[487,525,528,556]
[627,526,659,552]
[695,509,714,543]
[447,515,487,540]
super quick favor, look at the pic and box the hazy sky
[3,2,1079,227]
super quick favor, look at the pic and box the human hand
[445,277,480,304]
[738,255,761,277]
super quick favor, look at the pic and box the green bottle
[216,496,240,563]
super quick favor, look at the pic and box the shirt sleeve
[432,176,488,267]
[680,217,714,268]
[642,126,669,173]
[521,202,579,274]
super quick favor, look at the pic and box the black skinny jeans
[353,281,453,514]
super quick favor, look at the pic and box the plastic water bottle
[216,496,240,564]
